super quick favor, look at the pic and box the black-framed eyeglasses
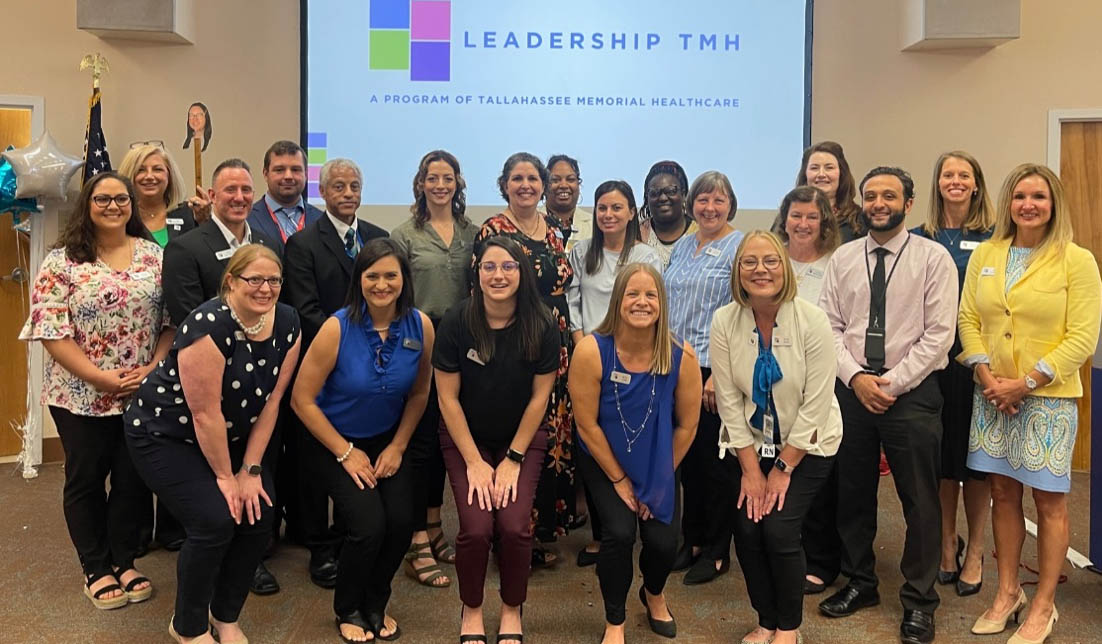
[647,186,681,200]
[129,140,165,150]
[236,275,284,288]
[478,261,520,274]
[739,256,783,270]
[91,194,132,208]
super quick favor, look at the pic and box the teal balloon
[1,146,39,216]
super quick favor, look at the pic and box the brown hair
[687,171,738,221]
[770,186,840,254]
[410,149,469,228]
[54,172,153,264]
[796,141,861,233]
[922,150,995,236]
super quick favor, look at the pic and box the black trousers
[801,460,841,584]
[50,406,145,582]
[126,430,273,638]
[293,415,346,555]
[136,491,185,551]
[680,366,734,560]
[577,449,680,626]
[731,453,834,631]
[310,430,416,619]
[406,375,447,531]
[835,375,943,613]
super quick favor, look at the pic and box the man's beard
[859,207,906,232]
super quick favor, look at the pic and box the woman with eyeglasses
[118,142,210,247]
[437,237,560,644]
[20,172,173,612]
[124,244,301,644]
[639,161,696,268]
[292,239,433,642]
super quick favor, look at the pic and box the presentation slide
[305,0,810,210]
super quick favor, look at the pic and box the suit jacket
[957,237,1101,397]
[162,219,277,326]
[282,214,388,345]
[163,202,198,242]
[710,296,843,458]
[246,197,324,255]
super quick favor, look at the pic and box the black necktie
[865,247,889,371]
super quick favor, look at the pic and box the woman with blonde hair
[117,142,209,246]
[570,262,701,643]
[959,164,1100,643]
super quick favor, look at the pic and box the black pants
[50,406,145,582]
[836,375,943,613]
[680,366,733,560]
[126,430,273,638]
[406,376,447,531]
[801,460,841,584]
[294,416,346,555]
[311,430,416,619]
[731,454,834,631]
[136,492,185,551]
[578,449,680,625]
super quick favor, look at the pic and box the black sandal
[367,612,402,641]
[336,611,373,643]
[83,575,128,610]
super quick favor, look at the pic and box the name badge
[402,337,422,351]
[166,217,184,226]
[774,336,792,347]
[234,330,246,341]
[704,246,721,257]
[959,240,980,251]
[610,370,632,384]
[129,271,151,280]
[980,266,996,277]
[466,348,486,365]
[760,443,776,458]
[215,248,235,261]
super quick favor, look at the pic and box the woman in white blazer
[711,231,843,644]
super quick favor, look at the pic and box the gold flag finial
[79,53,110,89]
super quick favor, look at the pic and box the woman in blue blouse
[292,238,433,643]
[570,263,702,643]
[663,170,744,584]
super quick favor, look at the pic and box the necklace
[507,209,542,238]
[941,227,962,246]
[229,305,267,335]
[612,347,657,454]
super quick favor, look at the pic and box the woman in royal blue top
[292,238,434,644]
[570,263,702,643]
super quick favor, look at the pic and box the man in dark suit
[163,158,277,326]
[245,140,323,256]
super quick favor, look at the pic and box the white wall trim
[1046,108,1102,176]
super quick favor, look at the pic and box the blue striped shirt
[664,228,743,367]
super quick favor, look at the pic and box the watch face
[247,464,262,475]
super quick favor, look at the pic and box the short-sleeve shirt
[391,217,478,321]
[123,299,300,443]
[432,299,559,449]
[19,239,171,416]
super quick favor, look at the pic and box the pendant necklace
[612,346,657,453]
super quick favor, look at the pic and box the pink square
[411,1,449,40]
[308,165,321,181]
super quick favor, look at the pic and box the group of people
[19,136,1100,644]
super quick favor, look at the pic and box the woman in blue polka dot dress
[124,244,301,644]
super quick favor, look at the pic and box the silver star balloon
[1,131,84,201]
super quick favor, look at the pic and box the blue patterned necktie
[344,228,356,259]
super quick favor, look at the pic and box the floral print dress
[474,214,577,538]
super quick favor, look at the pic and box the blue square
[370,0,410,29]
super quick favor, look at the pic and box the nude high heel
[1006,605,1058,644]
[971,587,1028,635]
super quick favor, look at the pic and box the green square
[370,30,410,70]
[308,148,327,164]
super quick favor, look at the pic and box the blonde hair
[730,231,798,307]
[117,145,185,208]
[992,164,1073,262]
[593,263,676,375]
[922,150,994,236]
[219,244,283,299]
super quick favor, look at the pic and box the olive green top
[390,216,478,321]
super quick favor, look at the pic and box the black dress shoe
[250,561,280,595]
[575,547,599,567]
[670,543,698,572]
[638,586,676,638]
[818,584,880,618]
[900,609,935,644]
[683,556,729,585]
[955,555,983,597]
[162,537,185,552]
[310,552,339,589]
[936,535,964,585]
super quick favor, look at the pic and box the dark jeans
[50,406,145,582]
[440,427,548,608]
[407,377,447,531]
[311,430,416,618]
[731,454,834,631]
[801,460,841,584]
[126,430,273,638]
[577,449,680,625]
[836,375,943,613]
[680,366,734,560]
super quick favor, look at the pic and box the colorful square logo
[369,0,450,81]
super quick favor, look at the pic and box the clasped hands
[980,374,1028,415]
[738,466,791,523]
[466,458,522,511]
[340,444,403,490]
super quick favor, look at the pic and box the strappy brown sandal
[426,520,456,564]
[403,542,451,588]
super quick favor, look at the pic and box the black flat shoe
[818,584,880,618]
[576,547,599,567]
[336,611,371,644]
[309,551,339,589]
[936,535,964,585]
[670,543,698,572]
[803,577,827,595]
[683,556,729,585]
[900,609,935,644]
[956,555,983,597]
[638,586,676,638]
[250,561,279,595]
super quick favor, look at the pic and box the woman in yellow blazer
[711,231,843,644]
[958,164,1101,644]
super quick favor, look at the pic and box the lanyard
[862,232,911,328]
[265,202,305,243]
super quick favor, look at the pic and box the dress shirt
[263,193,306,239]
[211,214,254,249]
[390,216,478,321]
[326,211,359,256]
[566,240,663,334]
[819,228,957,397]
[664,228,743,367]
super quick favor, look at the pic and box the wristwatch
[243,463,262,476]
[773,457,793,474]
[506,448,525,464]
[1024,374,1039,391]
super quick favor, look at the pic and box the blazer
[710,296,843,458]
[246,197,325,255]
[162,219,277,326]
[282,214,388,346]
[957,237,1101,398]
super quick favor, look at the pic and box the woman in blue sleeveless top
[292,238,434,643]
[570,263,702,644]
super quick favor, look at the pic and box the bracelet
[610,473,627,484]
[336,442,354,463]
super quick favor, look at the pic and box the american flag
[82,87,111,184]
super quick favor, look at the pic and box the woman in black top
[435,237,559,644]
[125,244,301,644]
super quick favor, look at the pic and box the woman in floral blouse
[473,152,576,563]
[20,172,174,610]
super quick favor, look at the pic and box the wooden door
[1059,121,1102,472]
[0,108,32,457]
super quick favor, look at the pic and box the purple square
[307,182,321,199]
[411,1,450,40]
[411,41,449,81]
